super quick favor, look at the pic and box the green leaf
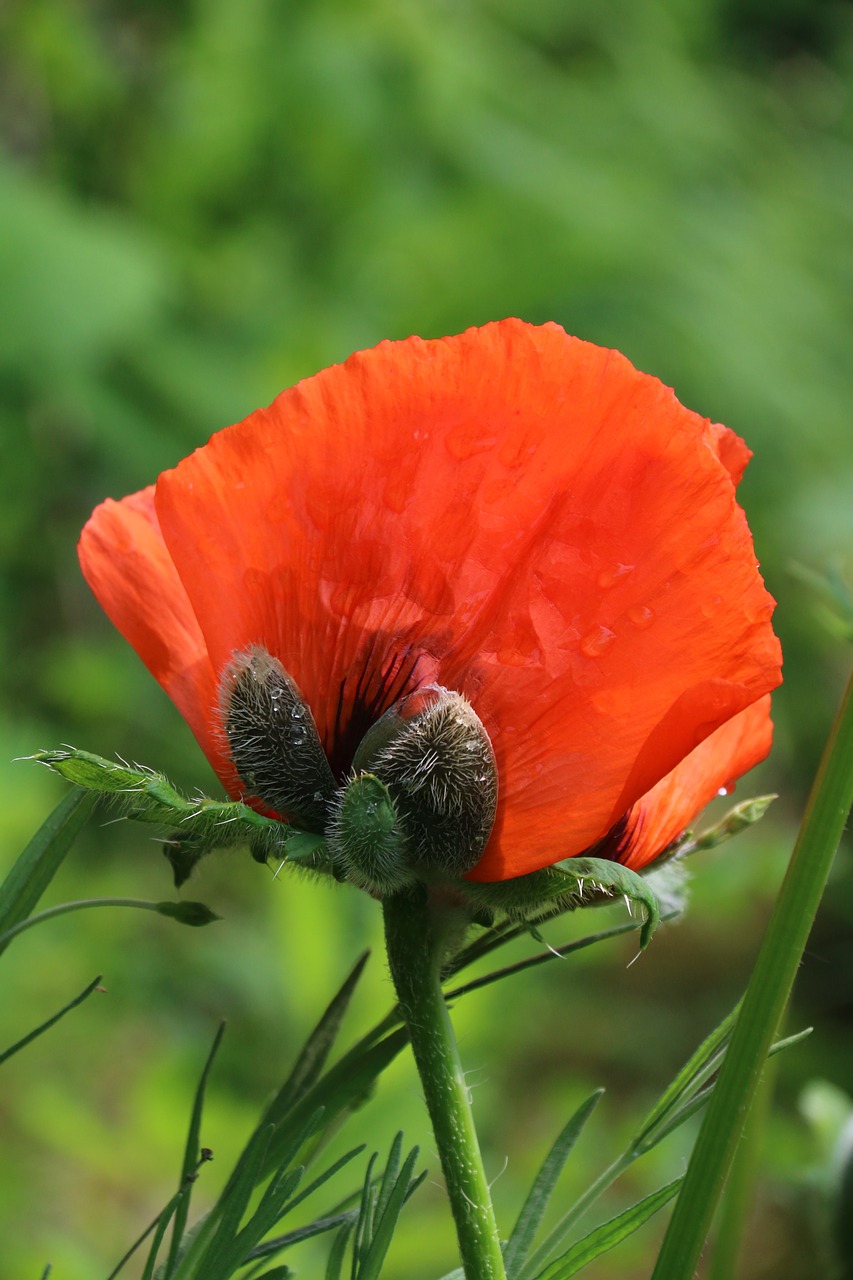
[504,1091,604,1278]
[444,921,647,1005]
[242,1212,357,1263]
[631,1002,741,1154]
[0,973,103,1066]
[258,1028,409,1182]
[191,1126,276,1279]
[533,1178,683,1280]
[261,953,371,1129]
[356,1145,421,1280]
[0,787,96,955]
[326,1221,356,1280]
[141,1190,189,1280]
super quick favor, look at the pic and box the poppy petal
[614,695,775,871]
[78,488,231,783]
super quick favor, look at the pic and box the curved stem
[383,887,507,1280]
[0,898,173,949]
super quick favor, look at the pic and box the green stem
[383,887,507,1280]
[652,661,853,1279]
[0,898,175,949]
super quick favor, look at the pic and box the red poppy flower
[78,320,781,883]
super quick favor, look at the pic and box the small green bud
[327,773,415,895]
[352,685,498,877]
[683,793,777,855]
[219,646,336,829]
[155,900,220,927]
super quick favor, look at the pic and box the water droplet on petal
[597,563,635,590]
[627,605,654,630]
[580,626,616,658]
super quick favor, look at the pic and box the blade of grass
[0,973,103,1065]
[357,1146,421,1280]
[534,1178,683,1280]
[652,662,853,1280]
[326,1220,356,1280]
[243,1210,358,1262]
[503,1091,604,1279]
[164,1022,225,1277]
[0,788,96,954]
[270,953,371,1120]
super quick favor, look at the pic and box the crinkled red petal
[79,320,782,880]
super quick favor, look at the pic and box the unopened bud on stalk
[326,772,415,895]
[219,646,336,829]
[351,685,498,878]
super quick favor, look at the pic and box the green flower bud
[219,646,335,829]
[327,772,415,895]
[352,685,498,877]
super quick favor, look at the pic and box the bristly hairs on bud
[218,646,336,830]
[326,772,417,895]
[351,685,498,877]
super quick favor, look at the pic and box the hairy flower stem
[383,887,507,1280]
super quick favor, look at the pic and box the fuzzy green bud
[327,773,415,895]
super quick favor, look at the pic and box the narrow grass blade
[326,1220,356,1280]
[504,1090,605,1278]
[0,973,103,1065]
[356,1146,421,1280]
[631,1003,741,1153]
[242,1211,358,1262]
[351,1152,378,1280]
[534,1178,683,1280]
[445,923,644,1004]
[140,1189,188,1280]
[259,1028,408,1180]
[260,952,370,1132]
[652,662,853,1280]
[163,1022,226,1277]
[374,1132,403,1225]
[0,788,96,955]
[194,1125,275,1276]
[274,1147,366,1222]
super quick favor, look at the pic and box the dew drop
[627,605,654,630]
[718,780,737,798]
[580,626,616,658]
[597,563,635,590]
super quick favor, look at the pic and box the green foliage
[2,0,852,1273]
[0,787,96,954]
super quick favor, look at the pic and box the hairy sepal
[461,857,662,949]
[30,748,335,882]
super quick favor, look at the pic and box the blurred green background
[1,0,852,1276]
